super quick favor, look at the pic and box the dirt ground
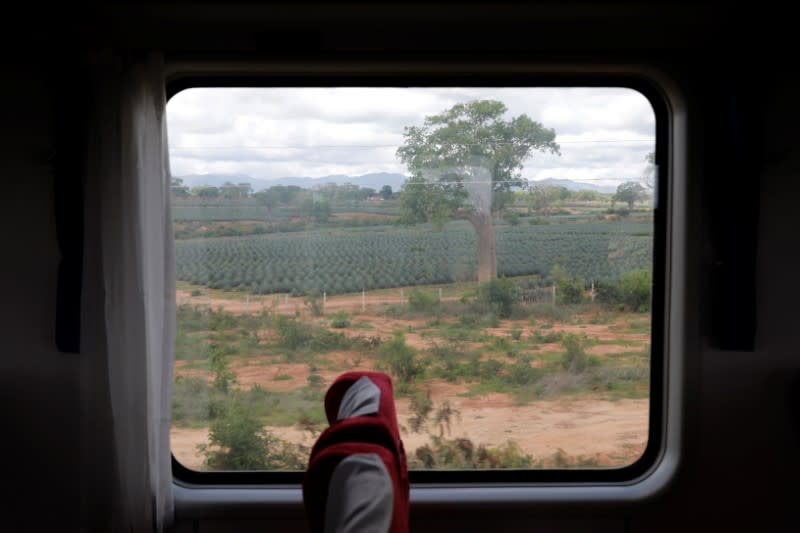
[176,289,462,316]
[172,289,650,471]
[171,392,648,471]
[173,359,648,471]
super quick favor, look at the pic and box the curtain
[80,51,175,532]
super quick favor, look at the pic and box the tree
[192,185,220,198]
[254,189,279,214]
[237,182,252,198]
[302,199,331,223]
[613,181,647,209]
[170,177,189,198]
[220,181,241,199]
[396,100,560,282]
[254,185,303,214]
[380,185,393,199]
[527,184,568,216]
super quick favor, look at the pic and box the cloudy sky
[166,87,655,188]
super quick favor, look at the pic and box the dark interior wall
[0,59,80,528]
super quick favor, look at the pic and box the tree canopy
[397,99,560,224]
[396,99,560,281]
[614,181,647,209]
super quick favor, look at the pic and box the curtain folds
[80,51,175,532]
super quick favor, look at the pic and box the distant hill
[176,172,408,192]
[177,173,617,195]
[529,178,616,194]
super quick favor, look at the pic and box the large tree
[614,181,647,209]
[396,100,560,282]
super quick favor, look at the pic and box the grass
[171,375,327,429]
[173,280,653,437]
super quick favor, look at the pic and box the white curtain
[80,51,175,532]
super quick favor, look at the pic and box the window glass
[167,88,656,472]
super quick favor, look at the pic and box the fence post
[552,283,556,305]
[591,281,595,303]
[323,290,326,314]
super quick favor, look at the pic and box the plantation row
[174,220,653,295]
[172,203,401,221]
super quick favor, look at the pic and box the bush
[329,311,350,328]
[209,342,237,393]
[377,331,424,392]
[596,269,652,312]
[409,437,532,469]
[303,289,324,316]
[478,278,518,318]
[618,269,652,312]
[503,211,521,225]
[198,401,307,470]
[551,264,584,305]
[408,289,440,313]
[208,307,238,331]
[274,315,313,351]
[559,334,598,374]
[527,303,571,323]
[408,389,433,433]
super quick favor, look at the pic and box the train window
[167,85,664,484]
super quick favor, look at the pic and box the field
[169,197,653,472]
[170,281,650,471]
[175,219,653,295]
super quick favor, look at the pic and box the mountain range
[175,173,617,194]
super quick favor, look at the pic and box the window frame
[166,61,684,504]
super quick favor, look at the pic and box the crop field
[175,220,653,295]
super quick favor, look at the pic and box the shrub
[428,342,468,382]
[377,331,424,392]
[618,269,652,312]
[198,401,307,470]
[527,303,571,323]
[503,211,521,225]
[408,289,439,313]
[433,401,460,437]
[560,333,598,374]
[408,389,433,433]
[551,264,585,305]
[208,307,238,331]
[595,269,652,312]
[409,437,532,469]
[274,315,313,351]
[303,289,324,317]
[209,342,237,393]
[477,277,518,318]
[329,311,350,328]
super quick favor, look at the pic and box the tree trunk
[466,212,497,283]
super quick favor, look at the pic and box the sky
[166,87,655,188]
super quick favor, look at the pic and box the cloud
[167,87,656,181]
